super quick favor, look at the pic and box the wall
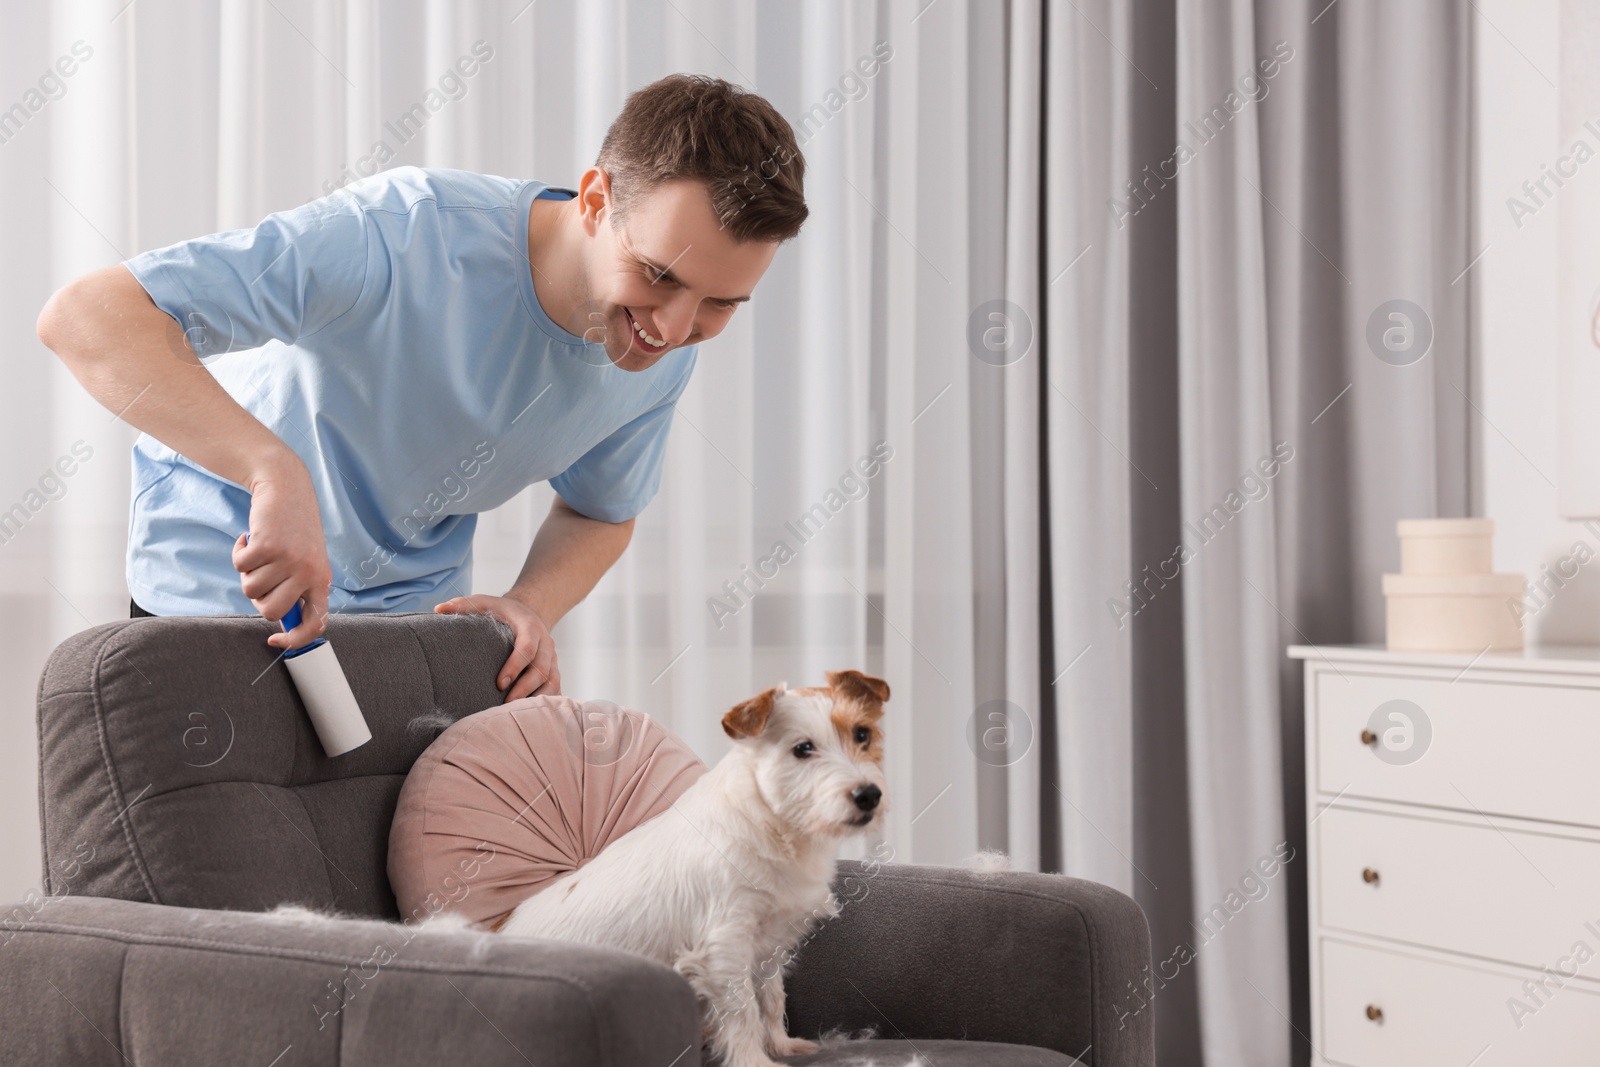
[1475,0,1600,644]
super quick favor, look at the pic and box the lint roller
[244,533,371,757]
[277,599,371,757]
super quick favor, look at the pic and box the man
[36,73,806,702]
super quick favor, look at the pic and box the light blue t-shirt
[122,165,697,617]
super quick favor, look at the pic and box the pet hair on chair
[963,849,1012,876]
[261,903,356,926]
[405,707,460,738]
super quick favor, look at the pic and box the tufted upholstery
[34,611,513,917]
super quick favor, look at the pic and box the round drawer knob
[1362,867,1380,885]
[1361,729,1378,746]
[1366,1004,1383,1022]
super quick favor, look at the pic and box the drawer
[1321,938,1600,1066]
[1315,671,1600,826]
[1318,806,1600,972]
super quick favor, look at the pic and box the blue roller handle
[245,532,326,658]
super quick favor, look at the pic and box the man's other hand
[432,593,562,701]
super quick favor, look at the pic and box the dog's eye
[854,726,871,745]
[792,741,814,759]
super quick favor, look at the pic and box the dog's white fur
[496,669,891,1067]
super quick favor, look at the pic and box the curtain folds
[987,2,1472,1065]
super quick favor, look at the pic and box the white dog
[494,669,892,1067]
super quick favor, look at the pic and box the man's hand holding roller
[236,453,334,654]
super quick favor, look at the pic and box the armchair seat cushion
[387,695,707,930]
[1,894,701,1067]
[774,1038,1087,1065]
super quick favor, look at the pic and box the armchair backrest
[36,612,511,920]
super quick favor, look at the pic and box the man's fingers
[235,537,287,601]
[497,652,528,690]
[437,594,492,615]
[269,599,321,651]
[506,659,549,699]
[531,640,556,689]
[233,531,262,569]
[263,578,327,652]
[482,602,559,702]
[505,666,549,702]
[503,635,559,701]
[272,609,318,651]
[498,638,541,692]
[306,583,331,638]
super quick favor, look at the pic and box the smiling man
[37,73,806,701]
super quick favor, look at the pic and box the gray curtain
[974,1,1471,1064]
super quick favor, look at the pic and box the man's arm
[505,494,635,624]
[38,266,332,646]
[432,494,633,700]
[446,363,691,699]
[37,265,298,499]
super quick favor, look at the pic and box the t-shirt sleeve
[121,189,371,359]
[548,348,698,523]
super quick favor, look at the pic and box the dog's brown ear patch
[722,687,780,739]
[826,669,891,705]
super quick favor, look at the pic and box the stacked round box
[1382,519,1526,652]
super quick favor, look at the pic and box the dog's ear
[722,686,781,740]
[826,669,891,706]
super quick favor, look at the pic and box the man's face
[578,173,779,372]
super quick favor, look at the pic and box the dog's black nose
[851,784,881,812]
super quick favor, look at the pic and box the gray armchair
[1,613,1155,1066]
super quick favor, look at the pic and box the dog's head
[721,669,891,839]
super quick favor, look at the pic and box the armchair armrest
[0,894,700,1067]
[784,860,1155,1067]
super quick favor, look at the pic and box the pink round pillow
[388,695,707,932]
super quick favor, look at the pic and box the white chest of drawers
[1290,644,1600,1067]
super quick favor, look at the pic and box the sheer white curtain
[2,0,1000,904]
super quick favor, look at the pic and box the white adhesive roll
[284,641,372,757]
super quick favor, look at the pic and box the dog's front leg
[673,926,780,1067]
[751,910,820,1059]
[756,965,816,1058]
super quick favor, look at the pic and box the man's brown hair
[596,74,807,244]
